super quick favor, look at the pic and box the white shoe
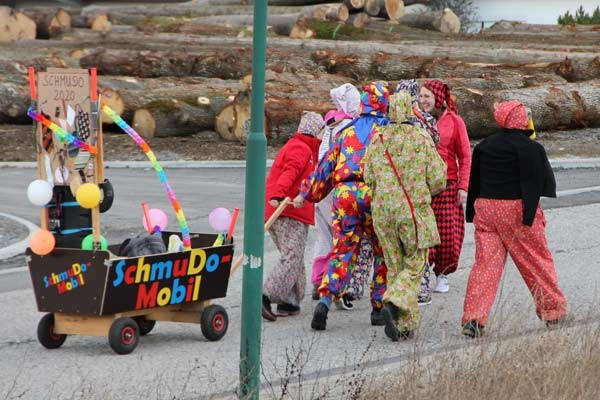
[434,274,449,293]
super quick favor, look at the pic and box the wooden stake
[230,197,291,275]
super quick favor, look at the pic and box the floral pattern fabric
[364,91,447,330]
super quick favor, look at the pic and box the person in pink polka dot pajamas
[461,100,568,338]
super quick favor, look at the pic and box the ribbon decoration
[27,108,98,155]
[101,103,192,250]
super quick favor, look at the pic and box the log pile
[0,1,599,144]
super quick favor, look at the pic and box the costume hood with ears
[297,111,325,137]
[326,83,361,123]
[388,91,415,124]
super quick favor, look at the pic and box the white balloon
[27,179,53,206]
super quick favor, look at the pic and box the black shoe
[370,308,386,326]
[334,294,355,311]
[275,303,300,317]
[462,320,484,338]
[311,302,329,330]
[382,306,399,342]
[262,295,277,322]
[312,284,320,301]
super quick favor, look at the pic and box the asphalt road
[1,166,600,399]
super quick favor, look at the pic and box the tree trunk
[0,74,30,123]
[56,26,600,65]
[71,12,111,31]
[189,13,300,35]
[0,6,36,42]
[216,71,351,143]
[398,8,460,33]
[379,0,404,21]
[343,0,366,12]
[453,80,600,137]
[302,3,349,22]
[21,8,71,39]
[346,12,370,28]
[80,47,255,80]
[0,56,67,75]
[96,76,245,132]
[557,56,600,83]
[364,0,381,17]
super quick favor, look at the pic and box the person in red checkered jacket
[419,80,471,295]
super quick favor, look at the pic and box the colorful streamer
[101,103,192,250]
[27,108,97,155]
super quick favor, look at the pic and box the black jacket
[466,128,556,226]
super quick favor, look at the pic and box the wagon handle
[230,197,291,275]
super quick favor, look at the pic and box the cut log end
[91,14,111,31]
[100,88,124,124]
[0,7,36,42]
[133,109,157,138]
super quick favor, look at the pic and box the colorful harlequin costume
[364,91,446,337]
[461,100,567,332]
[301,82,390,329]
[423,80,471,279]
[262,112,324,320]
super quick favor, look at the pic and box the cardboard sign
[36,68,95,189]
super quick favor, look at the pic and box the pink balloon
[143,208,168,232]
[209,207,231,232]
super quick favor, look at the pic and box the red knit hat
[494,100,529,130]
[423,79,457,112]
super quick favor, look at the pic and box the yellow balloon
[30,229,55,256]
[76,183,101,209]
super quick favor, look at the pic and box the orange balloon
[30,230,56,256]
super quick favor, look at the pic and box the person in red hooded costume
[262,111,324,321]
[461,100,568,338]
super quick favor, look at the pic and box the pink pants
[462,199,567,327]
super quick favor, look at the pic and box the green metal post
[239,0,268,398]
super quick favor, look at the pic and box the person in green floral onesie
[364,91,447,341]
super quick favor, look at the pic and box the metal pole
[239,0,267,398]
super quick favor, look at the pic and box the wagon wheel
[37,313,67,349]
[200,304,229,341]
[134,316,156,336]
[108,317,140,354]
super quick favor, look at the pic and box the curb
[0,213,38,260]
[1,158,599,170]
[0,160,274,169]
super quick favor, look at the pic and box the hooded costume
[364,91,446,337]
[262,112,324,319]
[301,82,390,330]
[461,100,567,332]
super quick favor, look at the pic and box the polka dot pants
[462,199,567,327]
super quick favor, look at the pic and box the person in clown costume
[461,100,568,338]
[294,82,390,331]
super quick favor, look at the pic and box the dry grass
[365,321,600,400]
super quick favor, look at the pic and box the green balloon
[81,234,108,250]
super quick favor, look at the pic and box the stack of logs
[1,2,599,143]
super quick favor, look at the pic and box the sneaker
[262,295,277,322]
[434,274,449,293]
[462,320,484,338]
[545,315,572,330]
[311,284,320,300]
[382,303,400,342]
[311,302,329,330]
[418,268,432,305]
[275,303,300,317]
[334,294,355,311]
[370,308,386,326]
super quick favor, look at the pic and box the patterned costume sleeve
[300,140,339,203]
[426,137,447,197]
